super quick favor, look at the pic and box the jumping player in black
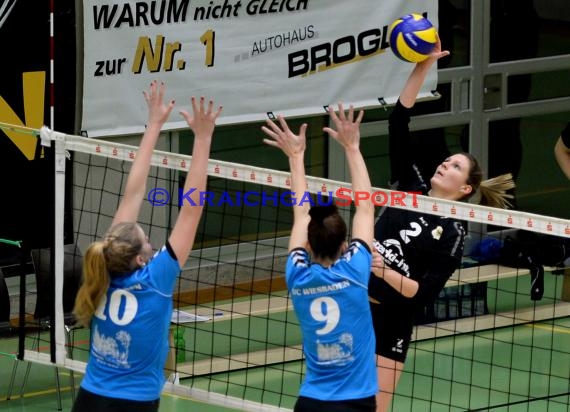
[368,38,515,412]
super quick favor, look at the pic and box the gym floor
[2,271,570,412]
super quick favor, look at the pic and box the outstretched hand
[323,102,364,151]
[180,96,223,139]
[143,80,175,126]
[371,250,386,269]
[399,34,450,108]
[417,35,450,69]
[261,115,307,158]
[371,250,386,279]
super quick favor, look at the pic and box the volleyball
[389,14,437,63]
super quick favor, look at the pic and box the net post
[17,240,27,361]
[53,135,67,365]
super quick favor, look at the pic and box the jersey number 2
[399,221,422,244]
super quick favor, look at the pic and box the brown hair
[460,152,515,209]
[308,205,347,260]
[73,222,143,327]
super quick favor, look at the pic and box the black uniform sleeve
[561,122,570,148]
[388,100,428,192]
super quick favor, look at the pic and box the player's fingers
[327,105,339,123]
[190,96,199,114]
[179,110,192,123]
[337,102,346,121]
[263,118,284,136]
[262,138,279,148]
[213,104,223,120]
[322,127,336,136]
[261,125,280,140]
[206,98,214,115]
[347,104,354,122]
[276,115,292,134]
[166,99,176,114]
[157,81,165,101]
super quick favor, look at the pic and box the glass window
[490,1,539,63]
[510,70,570,103]
[490,0,570,63]
[511,113,570,219]
[439,0,471,68]
[534,2,570,58]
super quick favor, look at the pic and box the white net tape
[30,124,570,239]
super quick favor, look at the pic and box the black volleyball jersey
[368,100,466,308]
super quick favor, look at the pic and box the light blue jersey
[286,240,378,401]
[81,243,180,401]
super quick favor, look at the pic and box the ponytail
[478,173,516,209]
[73,241,109,327]
[461,152,515,209]
[73,222,143,327]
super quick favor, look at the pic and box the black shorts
[294,395,376,412]
[71,387,160,412]
[369,300,414,363]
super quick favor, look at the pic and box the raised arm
[388,36,450,189]
[371,254,418,298]
[398,37,450,109]
[324,103,373,248]
[262,117,309,252]
[555,123,570,180]
[169,97,222,267]
[112,81,175,226]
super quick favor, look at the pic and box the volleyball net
[5,123,570,411]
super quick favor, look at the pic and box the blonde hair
[459,152,515,209]
[478,173,516,209]
[73,222,143,327]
